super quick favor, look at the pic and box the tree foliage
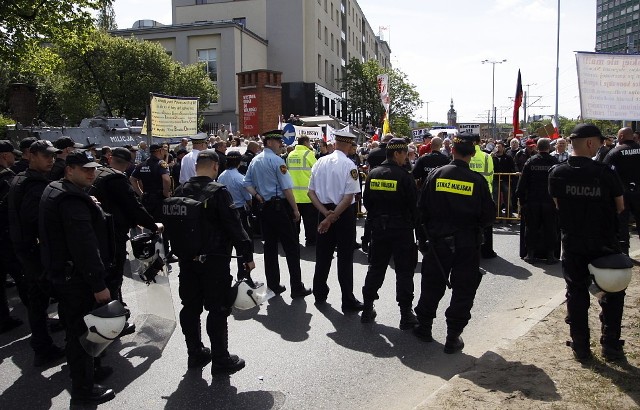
[96,2,117,31]
[340,58,422,136]
[0,0,109,65]
[525,117,622,138]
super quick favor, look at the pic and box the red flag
[372,128,380,141]
[551,116,559,140]
[513,70,523,136]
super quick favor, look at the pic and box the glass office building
[596,0,640,52]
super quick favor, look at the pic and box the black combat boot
[523,249,536,263]
[70,384,115,406]
[545,251,559,265]
[566,340,592,363]
[444,334,464,354]
[360,302,377,323]
[187,346,212,368]
[211,354,245,374]
[413,319,433,342]
[601,340,625,362]
[399,307,419,330]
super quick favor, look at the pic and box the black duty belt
[323,203,337,210]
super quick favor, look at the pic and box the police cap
[262,129,284,140]
[386,137,408,152]
[54,136,83,150]
[196,149,219,163]
[569,123,604,140]
[66,150,101,168]
[191,132,208,142]
[30,140,62,155]
[111,147,132,162]
[226,150,242,160]
[0,140,21,156]
[19,137,37,151]
[149,143,162,152]
[452,133,475,155]
[333,130,356,144]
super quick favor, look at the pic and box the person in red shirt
[418,133,433,156]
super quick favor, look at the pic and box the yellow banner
[435,178,474,196]
[370,179,397,191]
[142,94,198,138]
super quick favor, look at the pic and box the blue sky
[114,0,595,124]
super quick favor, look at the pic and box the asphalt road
[0,220,572,409]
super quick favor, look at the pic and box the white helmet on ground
[79,300,128,357]
[588,253,633,297]
[233,280,270,310]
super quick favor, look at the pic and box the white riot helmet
[79,300,127,357]
[588,253,633,298]
[233,280,270,310]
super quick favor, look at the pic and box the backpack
[161,183,221,259]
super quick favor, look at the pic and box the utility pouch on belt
[443,235,456,253]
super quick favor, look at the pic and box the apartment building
[113,0,391,129]
[596,0,640,53]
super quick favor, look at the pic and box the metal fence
[494,172,520,222]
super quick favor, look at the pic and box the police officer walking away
[8,140,66,366]
[360,138,419,328]
[470,134,497,258]
[0,140,27,333]
[90,147,163,333]
[603,126,640,255]
[515,138,559,264]
[243,130,312,298]
[549,124,626,362]
[39,150,116,405]
[308,130,364,312]
[171,149,255,374]
[412,136,450,187]
[413,134,495,353]
[286,136,319,246]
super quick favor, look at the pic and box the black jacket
[412,151,450,181]
[364,160,417,229]
[515,153,558,204]
[603,140,640,193]
[8,169,51,252]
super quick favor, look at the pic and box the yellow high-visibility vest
[286,145,316,203]
[469,145,494,193]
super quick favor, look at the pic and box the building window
[331,64,335,87]
[325,59,328,83]
[197,49,217,82]
[318,54,322,79]
[318,20,322,38]
[331,33,334,50]
[325,27,328,45]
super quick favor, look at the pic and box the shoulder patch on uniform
[280,164,288,175]
[350,169,358,180]
[159,160,169,169]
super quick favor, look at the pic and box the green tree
[340,58,422,134]
[96,2,117,31]
[0,0,109,65]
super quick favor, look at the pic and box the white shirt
[179,148,199,184]
[308,150,360,205]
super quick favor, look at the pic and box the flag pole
[554,0,560,132]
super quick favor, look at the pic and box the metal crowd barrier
[493,172,520,222]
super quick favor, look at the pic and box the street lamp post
[425,101,433,124]
[482,59,506,140]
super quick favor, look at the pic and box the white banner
[141,93,198,137]
[294,125,324,140]
[377,74,390,114]
[576,52,640,120]
[326,125,335,142]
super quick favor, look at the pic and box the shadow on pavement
[457,351,560,401]
[480,256,532,280]
[163,372,285,410]
[316,303,477,381]
[235,296,312,342]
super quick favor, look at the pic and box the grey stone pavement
[0,220,575,409]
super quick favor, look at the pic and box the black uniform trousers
[297,203,319,245]
[313,205,357,303]
[0,238,28,324]
[235,207,253,279]
[362,227,416,308]
[178,257,232,359]
[481,225,494,256]
[54,278,96,391]
[415,241,482,337]
[618,192,640,254]
[106,234,128,305]
[562,251,625,348]
[260,200,304,291]
[524,201,558,254]
[16,249,55,354]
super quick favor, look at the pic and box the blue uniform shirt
[218,167,251,209]
[243,147,294,201]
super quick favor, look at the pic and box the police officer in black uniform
[413,134,495,354]
[515,138,559,264]
[412,136,450,186]
[8,140,66,366]
[549,123,626,362]
[40,150,116,405]
[603,126,640,255]
[49,136,83,181]
[130,143,176,261]
[174,149,255,374]
[0,140,27,333]
[360,138,419,329]
[89,147,163,331]
[10,137,36,174]
[238,141,260,175]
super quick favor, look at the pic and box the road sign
[283,123,296,145]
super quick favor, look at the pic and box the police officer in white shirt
[308,130,364,312]
[179,133,208,184]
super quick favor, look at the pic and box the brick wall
[237,70,282,136]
